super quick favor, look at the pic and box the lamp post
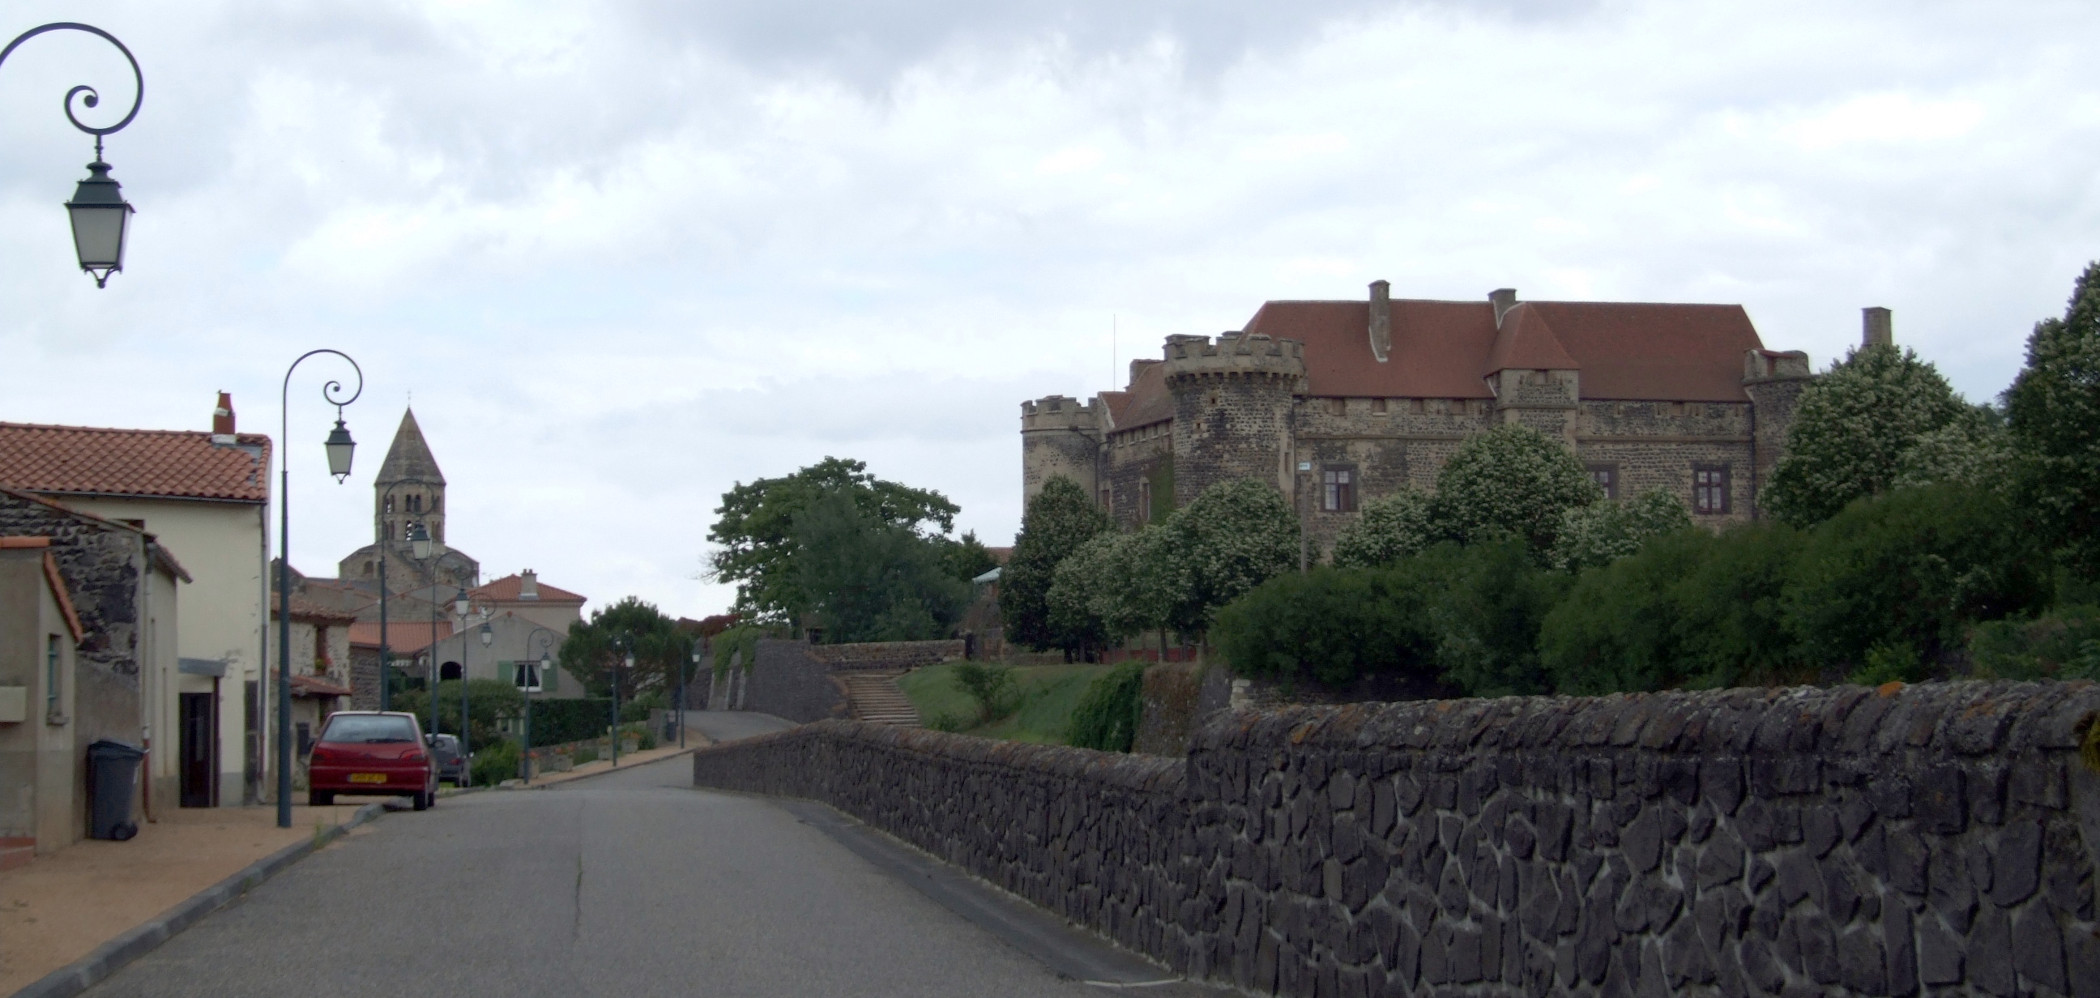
[518,625,559,785]
[611,636,634,768]
[683,641,699,748]
[0,23,143,287]
[374,480,439,713]
[449,587,482,786]
[275,350,362,828]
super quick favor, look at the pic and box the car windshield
[320,715,421,744]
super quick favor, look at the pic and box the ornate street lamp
[1,23,144,287]
[518,625,559,785]
[276,349,362,828]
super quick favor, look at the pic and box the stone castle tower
[337,408,480,595]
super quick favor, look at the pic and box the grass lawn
[897,663,1115,745]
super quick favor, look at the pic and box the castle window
[1587,464,1618,500]
[1327,398,1346,416]
[1099,487,1111,512]
[384,497,394,514]
[1411,399,1425,414]
[1693,465,1731,515]
[1372,398,1388,414]
[408,494,423,513]
[1322,467,1356,513]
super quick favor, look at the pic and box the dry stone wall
[693,681,2100,997]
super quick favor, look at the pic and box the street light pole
[519,625,558,785]
[612,636,634,768]
[0,23,143,286]
[276,349,362,828]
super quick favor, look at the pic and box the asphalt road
[78,713,1194,998]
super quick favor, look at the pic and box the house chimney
[519,569,539,600]
[212,391,236,435]
[1368,279,1391,362]
[1489,289,1518,329]
[1862,307,1893,349]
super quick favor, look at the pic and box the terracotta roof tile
[271,595,360,625]
[472,573,586,604]
[0,422,272,502]
[347,619,453,650]
[1484,304,1580,374]
[289,674,352,698]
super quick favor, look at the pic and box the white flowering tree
[2007,262,2100,579]
[1763,344,1981,526]
[1549,488,1693,573]
[1164,479,1300,636]
[1429,424,1601,554]
[1331,488,1437,568]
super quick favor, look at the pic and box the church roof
[377,408,445,485]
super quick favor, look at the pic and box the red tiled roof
[0,422,272,502]
[1111,358,1176,430]
[1485,304,1581,374]
[289,674,352,698]
[1238,297,1766,402]
[346,619,453,650]
[271,595,359,625]
[472,573,586,604]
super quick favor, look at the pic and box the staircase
[842,672,920,727]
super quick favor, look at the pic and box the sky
[3,0,2096,622]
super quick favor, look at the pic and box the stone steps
[842,673,920,727]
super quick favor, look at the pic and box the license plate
[347,773,386,784]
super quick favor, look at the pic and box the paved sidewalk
[512,735,713,789]
[0,802,379,995]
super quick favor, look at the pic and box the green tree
[1548,488,1693,573]
[559,596,692,701]
[1066,663,1144,752]
[2007,261,2100,580]
[1046,525,1181,652]
[1001,477,1114,652]
[1430,424,1601,555]
[1164,479,1300,637]
[1763,344,1975,526]
[1419,538,1569,697]
[790,492,969,643]
[936,531,1001,584]
[395,679,524,753]
[707,457,959,625]
[1213,566,1438,688]
[1786,483,2051,669]
[1331,488,1437,568]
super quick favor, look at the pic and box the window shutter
[498,661,514,685]
[543,664,559,692]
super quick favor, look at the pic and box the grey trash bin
[87,739,144,841]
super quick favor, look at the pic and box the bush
[1969,605,2100,680]
[1420,539,1569,697]
[1548,489,1692,573]
[394,679,525,752]
[1067,663,1143,752]
[1332,489,1437,568]
[470,740,521,786]
[1213,566,1436,688]
[636,725,658,751]
[951,663,1019,723]
[527,698,616,746]
[1787,483,2052,669]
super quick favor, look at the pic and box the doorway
[180,691,217,807]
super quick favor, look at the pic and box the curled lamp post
[519,625,559,784]
[276,349,362,828]
[0,23,143,287]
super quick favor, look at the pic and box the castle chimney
[519,569,539,600]
[1862,307,1893,349]
[212,391,236,435]
[1368,279,1391,362]
[1490,289,1518,329]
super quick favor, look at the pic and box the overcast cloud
[3,0,2095,620]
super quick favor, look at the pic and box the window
[1139,480,1152,524]
[46,635,61,717]
[1098,487,1112,512]
[313,626,330,672]
[1372,398,1388,414]
[1322,467,1356,512]
[408,494,423,513]
[383,497,394,514]
[1327,398,1347,416]
[515,661,542,692]
[1694,465,1731,515]
[440,662,462,682]
[1587,464,1618,500]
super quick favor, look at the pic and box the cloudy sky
[3,0,2096,621]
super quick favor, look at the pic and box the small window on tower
[1586,464,1618,500]
[1693,465,1732,515]
[1322,467,1356,512]
[1328,398,1346,416]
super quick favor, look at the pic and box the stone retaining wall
[693,681,2100,997]
[804,639,964,670]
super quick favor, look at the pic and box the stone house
[0,488,185,846]
[1022,282,1840,553]
[268,595,356,780]
[0,537,84,868]
[0,396,271,808]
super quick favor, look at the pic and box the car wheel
[412,790,430,811]
[309,790,334,807]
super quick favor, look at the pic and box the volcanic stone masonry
[693,680,2100,997]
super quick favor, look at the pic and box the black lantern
[453,588,472,619]
[324,419,356,482]
[65,159,134,287]
[479,620,494,648]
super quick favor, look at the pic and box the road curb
[8,802,388,998]
[524,744,705,788]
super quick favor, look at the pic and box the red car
[307,711,438,810]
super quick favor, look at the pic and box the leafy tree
[950,662,1019,723]
[1419,538,1569,697]
[1892,403,2011,491]
[1667,523,1808,687]
[1213,566,1437,688]
[790,492,968,643]
[395,679,524,753]
[559,596,693,701]
[1786,483,2051,669]
[1430,424,1601,555]
[1969,604,2100,681]
[707,457,959,625]
[1548,488,1693,573]
[1763,344,1974,527]
[1001,477,1114,652]
[1046,525,1181,652]
[2007,261,2100,580]
[1045,534,1117,656]
[1164,479,1300,636]
[936,531,1001,584]
[1331,489,1437,568]
[1067,663,1144,752]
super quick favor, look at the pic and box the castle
[1022,282,1847,552]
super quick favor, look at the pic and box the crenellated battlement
[1743,348,1812,382]
[1161,332,1307,388]
[1020,395,1103,434]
